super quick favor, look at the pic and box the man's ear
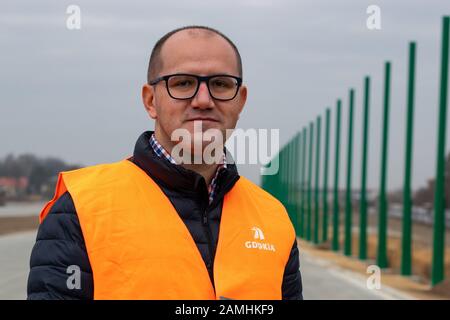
[237,85,247,114]
[142,84,158,119]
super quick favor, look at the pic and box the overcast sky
[1,0,449,192]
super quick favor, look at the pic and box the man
[27,25,303,300]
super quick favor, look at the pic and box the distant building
[0,176,29,199]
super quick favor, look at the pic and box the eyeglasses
[149,73,243,101]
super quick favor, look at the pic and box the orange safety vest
[40,159,295,300]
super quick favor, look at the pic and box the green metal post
[294,133,301,236]
[292,134,300,234]
[301,128,307,237]
[432,16,449,286]
[314,116,322,244]
[289,139,295,222]
[280,146,286,206]
[360,76,371,260]
[332,100,342,251]
[297,132,303,237]
[276,149,283,201]
[274,151,281,200]
[285,142,290,209]
[345,89,355,256]
[401,42,416,275]
[307,122,314,241]
[377,61,391,269]
[323,108,331,242]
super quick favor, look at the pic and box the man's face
[142,30,247,155]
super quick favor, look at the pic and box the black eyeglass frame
[148,73,243,101]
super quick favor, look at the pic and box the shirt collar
[149,132,227,204]
[149,133,227,169]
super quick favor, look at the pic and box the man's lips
[186,117,219,122]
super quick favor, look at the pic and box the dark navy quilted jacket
[27,131,303,300]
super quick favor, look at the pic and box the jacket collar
[131,131,240,204]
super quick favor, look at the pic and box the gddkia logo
[245,227,276,252]
[252,227,265,240]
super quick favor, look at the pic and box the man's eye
[175,80,193,87]
[212,80,232,88]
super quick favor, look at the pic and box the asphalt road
[0,231,36,299]
[0,202,46,218]
[0,231,411,300]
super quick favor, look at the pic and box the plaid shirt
[150,133,226,204]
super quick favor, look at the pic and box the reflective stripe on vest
[40,159,295,300]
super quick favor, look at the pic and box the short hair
[147,25,243,84]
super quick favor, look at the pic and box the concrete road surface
[0,231,412,300]
[0,202,45,218]
[299,249,414,300]
[0,231,37,299]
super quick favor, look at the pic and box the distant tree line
[413,152,450,209]
[0,153,82,197]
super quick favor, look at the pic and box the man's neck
[154,130,221,185]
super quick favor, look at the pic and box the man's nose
[191,81,214,109]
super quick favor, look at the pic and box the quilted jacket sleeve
[27,191,94,300]
[281,238,303,300]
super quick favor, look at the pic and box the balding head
[147,26,243,83]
